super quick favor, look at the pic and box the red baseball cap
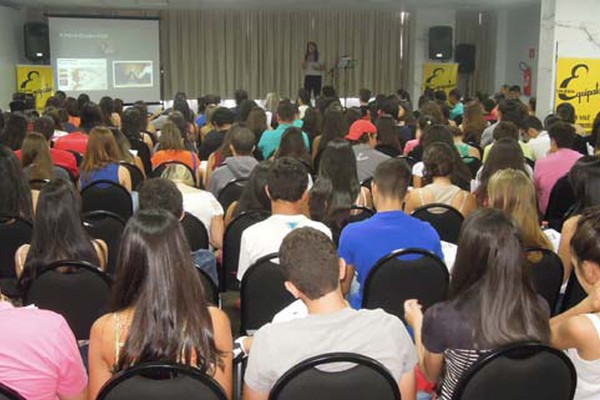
[346,120,377,141]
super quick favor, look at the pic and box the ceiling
[8,0,540,10]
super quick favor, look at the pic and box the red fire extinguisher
[520,62,532,97]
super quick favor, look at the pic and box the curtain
[455,10,496,97]
[160,9,412,100]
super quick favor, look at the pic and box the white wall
[408,8,456,105]
[0,6,26,110]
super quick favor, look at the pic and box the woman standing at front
[302,42,325,99]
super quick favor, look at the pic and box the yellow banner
[422,63,458,97]
[16,65,55,111]
[556,58,600,133]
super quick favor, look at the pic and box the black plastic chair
[0,215,32,280]
[240,253,295,334]
[120,162,145,191]
[218,178,248,214]
[221,210,271,291]
[195,267,219,306]
[396,155,418,167]
[452,342,577,400]
[411,203,464,244]
[362,248,449,324]
[544,175,575,231]
[22,260,112,341]
[461,156,482,179]
[81,180,133,221]
[0,382,25,400]
[83,211,126,275]
[559,272,588,314]
[359,177,373,190]
[181,212,210,251]
[526,248,564,314]
[152,161,197,187]
[466,141,484,159]
[96,362,227,400]
[269,353,401,400]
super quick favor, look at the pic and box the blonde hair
[487,169,552,250]
[161,164,194,187]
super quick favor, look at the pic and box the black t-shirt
[199,130,227,160]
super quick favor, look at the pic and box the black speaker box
[456,44,476,73]
[429,26,453,60]
[24,23,50,61]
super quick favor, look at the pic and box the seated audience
[273,127,313,171]
[524,115,550,161]
[448,89,464,121]
[312,109,348,163]
[15,179,107,284]
[403,115,433,156]
[375,115,403,157]
[346,119,390,183]
[236,157,330,280]
[480,99,528,147]
[243,228,418,400]
[209,125,258,197]
[99,96,120,128]
[534,121,583,215]
[405,142,475,216]
[55,102,103,154]
[0,112,27,151]
[20,133,71,182]
[120,108,153,174]
[80,127,132,191]
[460,100,487,144]
[0,145,33,220]
[226,161,272,225]
[151,121,201,178]
[557,102,587,136]
[246,106,269,146]
[482,121,533,162]
[339,158,443,309]
[88,209,232,399]
[551,207,600,400]
[0,288,87,399]
[199,107,234,160]
[404,209,550,400]
[258,102,309,159]
[296,88,311,118]
[451,126,480,159]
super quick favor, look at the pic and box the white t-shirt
[236,214,332,280]
[175,182,224,234]
[528,131,551,161]
[304,60,324,76]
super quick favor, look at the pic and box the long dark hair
[420,125,471,189]
[318,110,349,152]
[376,115,402,152]
[0,113,27,150]
[568,156,600,217]
[232,161,272,218]
[112,209,221,372]
[99,96,115,127]
[304,41,319,62]
[422,142,463,185]
[276,127,312,169]
[21,179,99,285]
[0,145,32,220]
[21,132,54,181]
[310,139,360,224]
[450,209,550,348]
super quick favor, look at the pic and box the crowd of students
[0,83,599,400]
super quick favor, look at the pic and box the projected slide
[57,58,108,91]
[113,61,154,88]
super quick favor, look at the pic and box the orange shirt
[151,150,200,171]
[68,116,80,128]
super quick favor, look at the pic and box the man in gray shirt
[345,119,390,183]
[242,228,418,400]
[480,99,528,147]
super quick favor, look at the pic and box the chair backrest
[22,260,112,340]
[362,248,449,324]
[359,177,373,190]
[411,203,464,244]
[97,362,227,400]
[240,253,295,334]
[29,178,51,190]
[153,161,197,187]
[120,162,145,191]
[544,175,575,231]
[452,342,577,400]
[0,383,24,400]
[269,353,401,400]
[195,267,219,305]
[83,211,126,275]
[217,178,248,213]
[221,210,271,290]
[81,180,133,221]
[181,212,210,251]
[0,215,33,280]
[466,141,483,159]
[559,272,588,314]
[526,248,564,314]
[461,156,482,179]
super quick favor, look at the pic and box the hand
[404,299,424,328]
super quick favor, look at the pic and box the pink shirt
[403,139,420,155]
[0,303,87,400]
[534,148,582,214]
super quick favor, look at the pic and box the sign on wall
[556,58,600,133]
[15,65,55,111]
[422,63,458,97]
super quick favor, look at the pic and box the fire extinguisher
[520,61,532,97]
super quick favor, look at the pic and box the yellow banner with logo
[422,63,458,97]
[16,65,55,111]
[556,58,600,133]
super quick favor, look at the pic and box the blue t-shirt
[258,121,309,159]
[338,211,443,309]
[80,162,120,189]
[195,113,207,127]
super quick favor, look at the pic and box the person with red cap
[346,119,390,182]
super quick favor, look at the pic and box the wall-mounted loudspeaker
[429,26,453,60]
[456,44,476,74]
[24,23,50,61]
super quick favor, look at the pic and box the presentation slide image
[57,58,108,91]
[113,61,154,88]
